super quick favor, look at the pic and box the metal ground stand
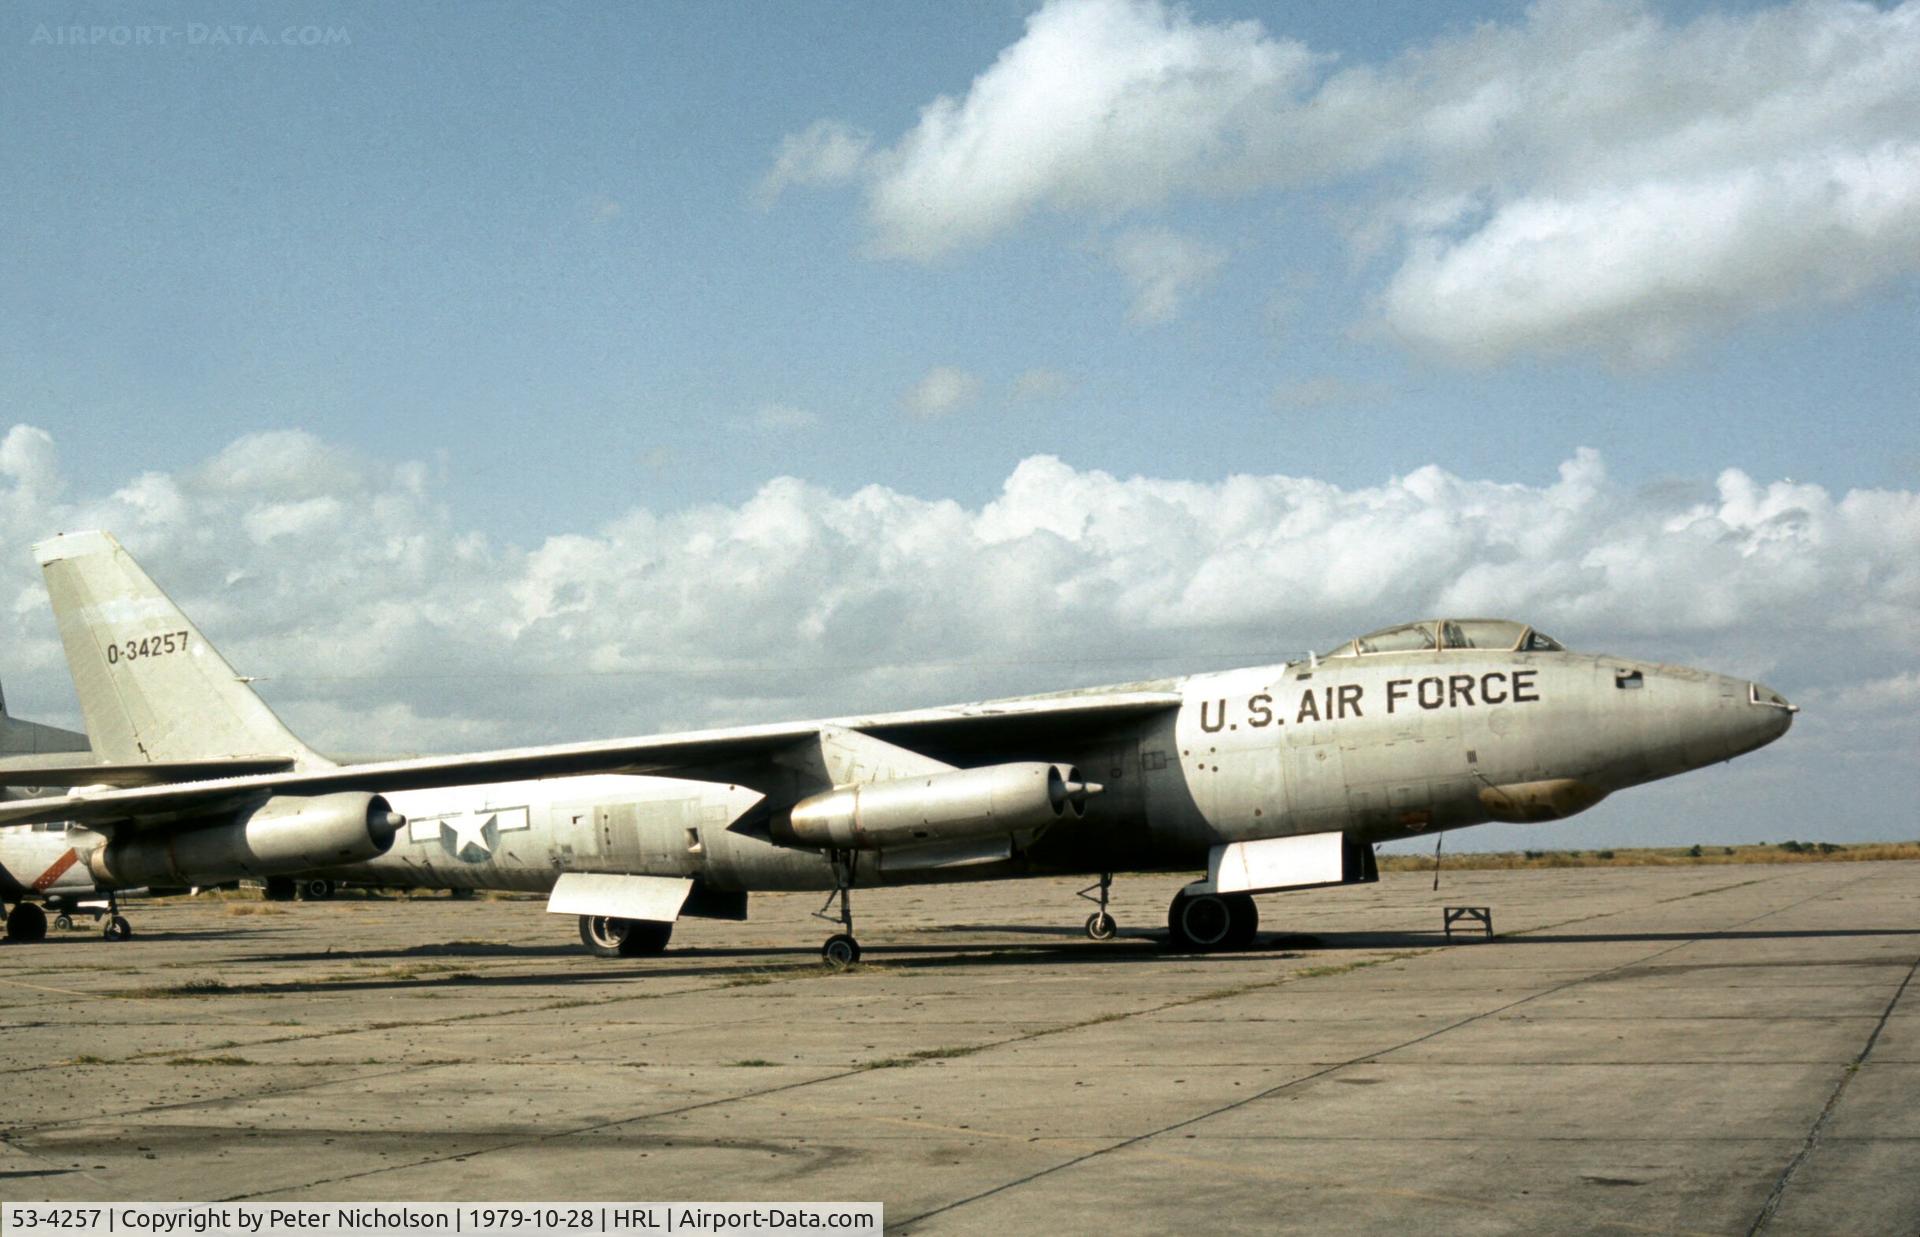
[1443,906,1493,938]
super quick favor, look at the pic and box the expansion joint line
[1746,949,1920,1235]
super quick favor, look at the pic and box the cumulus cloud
[1106,228,1228,324]
[755,120,874,208]
[901,366,982,420]
[770,0,1920,363]
[0,424,1912,841]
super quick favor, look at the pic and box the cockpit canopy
[1318,618,1564,660]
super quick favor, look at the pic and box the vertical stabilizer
[35,531,330,769]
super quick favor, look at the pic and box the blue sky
[1,0,1915,849]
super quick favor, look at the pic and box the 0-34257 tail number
[104,630,190,665]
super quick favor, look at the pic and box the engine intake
[778,762,1099,851]
[86,792,405,889]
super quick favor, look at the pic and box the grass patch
[166,1055,256,1067]
[908,1045,981,1061]
[1382,841,1920,872]
[728,1059,777,1068]
[112,978,232,998]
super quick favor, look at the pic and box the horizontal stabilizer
[0,757,298,788]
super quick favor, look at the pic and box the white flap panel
[546,872,693,923]
[1210,831,1346,894]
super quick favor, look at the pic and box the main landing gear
[1078,872,1118,940]
[3,898,130,943]
[1165,889,1258,952]
[814,853,860,967]
[578,915,672,958]
[5,900,47,943]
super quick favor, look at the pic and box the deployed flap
[1199,831,1377,895]
[546,872,693,924]
[36,531,329,770]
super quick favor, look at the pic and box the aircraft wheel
[1223,894,1259,949]
[54,913,74,931]
[619,920,672,956]
[263,877,296,902]
[1085,911,1118,941]
[300,879,335,901]
[6,901,48,943]
[821,933,860,968]
[103,915,133,942]
[1166,891,1237,952]
[578,915,671,958]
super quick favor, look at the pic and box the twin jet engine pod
[85,792,406,889]
[779,762,1100,851]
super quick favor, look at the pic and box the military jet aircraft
[0,530,1795,963]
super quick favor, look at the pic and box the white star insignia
[443,813,496,859]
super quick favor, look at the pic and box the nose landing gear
[1078,873,1118,940]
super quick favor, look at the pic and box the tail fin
[35,531,331,769]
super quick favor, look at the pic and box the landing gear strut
[1079,872,1118,940]
[1165,889,1258,952]
[814,852,860,967]
[99,893,132,941]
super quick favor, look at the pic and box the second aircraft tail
[35,531,331,769]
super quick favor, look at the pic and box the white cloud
[0,425,1913,842]
[859,0,1314,259]
[1106,228,1227,324]
[755,120,874,208]
[771,0,1920,363]
[1381,143,1920,365]
[901,366,982,420]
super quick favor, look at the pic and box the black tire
[578,915,672,958]
[1085,911,1118,941]
[1223,894,1259,949]
[263,877,296,902]
[6,901,48,943]
[822,933,860,967]
[1166,891,1237,952]
[104,915,133,941]
[300,879,335,901]
[54,913,74,931]
[449,887,476,900]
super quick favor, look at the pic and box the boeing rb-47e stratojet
[0,531,1795,962]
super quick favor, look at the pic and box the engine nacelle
[86,792,404,889]
[778,762,1098,851]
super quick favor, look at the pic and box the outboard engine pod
[86,792,405,888]
[778,762,1101,851]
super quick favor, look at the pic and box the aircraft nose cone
[1748,680,1797,745]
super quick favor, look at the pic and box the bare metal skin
[0,536,1792,959]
